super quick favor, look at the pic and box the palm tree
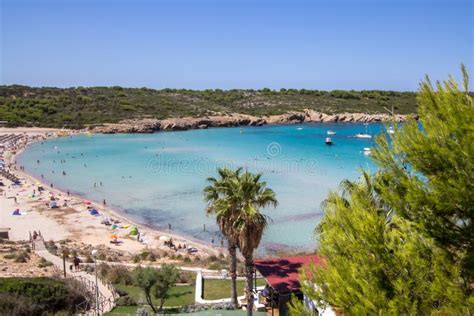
[203,167,243,308]
[233,172,277,316]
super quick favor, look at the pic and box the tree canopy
[290,66,474,315]
[0,85,418,128]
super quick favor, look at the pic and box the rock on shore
[91,110,411,134]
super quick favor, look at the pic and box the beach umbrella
[129,226,139,236]
[90,209,99,216]
[110,234,117,239]
[159,235,171,242]
[111,224,118,230]
[84,200,91,205]
[12,209,21,216]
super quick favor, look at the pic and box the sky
[1,0,472,90]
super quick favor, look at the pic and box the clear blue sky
[1,0,472,90]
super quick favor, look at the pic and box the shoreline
[89,110,410,133]
[1,119,388,257]
[1,129,222,258]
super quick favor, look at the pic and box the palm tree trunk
[229,243,238,308]
[244,254,254,316]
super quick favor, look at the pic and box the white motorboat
[363,147,372,155]
[355,133,372,139]
[355,123,372,139]
[327,130,336,135]
[325,137,332,145]
[387,126,395,134]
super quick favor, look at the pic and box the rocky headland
[91,110,411,134]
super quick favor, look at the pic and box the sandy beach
[0,127,222,259]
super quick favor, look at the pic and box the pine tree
[290,67,473,314]
[372,65,473,282]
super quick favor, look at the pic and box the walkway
[33,238,117,315]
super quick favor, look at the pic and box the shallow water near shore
[18,123,385,255]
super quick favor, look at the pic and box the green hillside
[0,85,417,128]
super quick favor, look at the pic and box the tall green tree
[204,168,277,315]
[204,167,244,308]
[233,171,277,316]
[290,67,473,314]
[290,173,468,314]
[133,266,159,314]
[372,65,473,281]
[153,264,179,311]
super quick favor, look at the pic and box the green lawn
[114,284,195,307]
[105,305,142,315]
[109,278,267,315]
[105,306,266,316]
[202,279,266,300]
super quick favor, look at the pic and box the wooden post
[62,252,66,277]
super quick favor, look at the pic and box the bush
[0,277,90,314]
[44,240,58,255]
[106,266,133,285]
[116,295,137,306]
[0,293,41,316]
[38,257,53,268]
[178,271,196,284]
[14,251,30,263]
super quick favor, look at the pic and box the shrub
[84,255,94,263]
[14,251,30,263]
[106,266,133,285]
[38,257,53,268]
[0,293,41,316]
[178,271,196,284]
[0,277,90,314]
[45,240,58,255]
[116,295,137,306]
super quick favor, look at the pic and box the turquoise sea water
[17,123,385,254]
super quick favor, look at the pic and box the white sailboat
[355,123,372,139]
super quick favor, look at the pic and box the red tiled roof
[254,255,323,294]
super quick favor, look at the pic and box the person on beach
[100,181,102,186]
[67,190,70,196]
[94,182,96,188]
[203,224,206,232]
[62,171,66,176]
[103,199,106,206]
[168,223,172,230]
[73,256,81,271]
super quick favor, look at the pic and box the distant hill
[0,85,417,128]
